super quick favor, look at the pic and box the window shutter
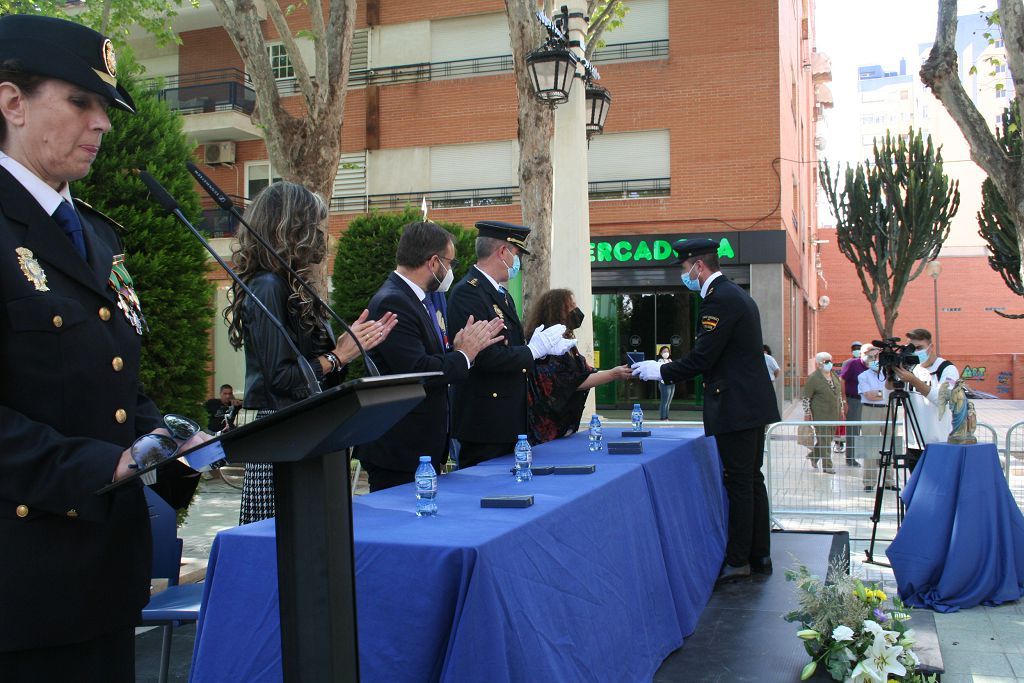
[588,130,670,182]
[430,141,517,191]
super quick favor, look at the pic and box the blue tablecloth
[886,442,1024,612]
[190,428,727,682]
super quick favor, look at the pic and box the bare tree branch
[264,0,316,108]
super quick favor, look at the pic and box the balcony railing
[200,194,247,238]
[147,68,257,115]
[328,178,670,215]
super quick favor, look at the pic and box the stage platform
[656,530,943,682]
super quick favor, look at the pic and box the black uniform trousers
[0,627,134,683]
[714,425,771,567]
[458,441,516,469]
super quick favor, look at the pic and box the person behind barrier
[856,344,894,491]
[205,383,242,432]
[630,237,780,585]
[802,352,844,474]
[887,328,958,472]
[0,15,206,679]
[838,340,866,468]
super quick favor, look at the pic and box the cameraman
[887,328,958,472]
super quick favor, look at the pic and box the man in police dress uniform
[632,238,780,584]
[0,15,201,679]
[447,221,576,467]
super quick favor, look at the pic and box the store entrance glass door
[592,290,700,410]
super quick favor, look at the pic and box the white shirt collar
[700,270,723,299]
[476,265,504,293]
[393,270,428,303]
[0,151,72,215]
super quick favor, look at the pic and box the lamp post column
[549,1,595,408]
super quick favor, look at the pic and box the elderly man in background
[802,351,844,474]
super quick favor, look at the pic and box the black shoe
[864,485,875,492]
[715,563,751,586]
[750,556,773,575]
[822,468,836,474]
[847,460,861,468]
[885,485,899,491]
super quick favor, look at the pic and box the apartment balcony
[151,69,262,143]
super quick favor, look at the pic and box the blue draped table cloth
[886,442,1024,612]
[190,428,728,682]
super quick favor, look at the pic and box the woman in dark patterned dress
[224,181,396,524]
[525,289,632,445]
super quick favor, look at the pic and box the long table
[189,428,727,682]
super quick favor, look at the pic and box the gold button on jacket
[112,356,124,372]
[66,509,78,518]
[98,306,111,321]
[52,315,63,328]
[15,505,28,518]
[114,408,127,423]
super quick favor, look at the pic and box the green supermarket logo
[589,237,735,264]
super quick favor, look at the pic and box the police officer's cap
[0,15,135,114]
[671,237,719,264]
[476,220,531,255]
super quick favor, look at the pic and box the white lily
[832,624,855,642]
[850,635,906,682]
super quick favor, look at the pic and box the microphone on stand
[136,170,323,397]
[186,162,380,377]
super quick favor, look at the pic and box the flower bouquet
[784,557,937,682]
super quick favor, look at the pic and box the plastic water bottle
[514,435,533,482]
[414,456,438,516]
[588,414,603,452]
[631,403,644,431]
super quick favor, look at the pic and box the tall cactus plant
[978,102,1024,317]
[820,128,960,337]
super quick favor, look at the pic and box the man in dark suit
[355,221,505,491]
[0,15,202,678]
[632,238,781,584]
[447,221,576,467]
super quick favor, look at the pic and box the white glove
[547,336,578,357]
[631,360,663,381]
[528,323,573,359]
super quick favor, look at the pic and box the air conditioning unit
[204,141,236,165]
[814,136,827,151]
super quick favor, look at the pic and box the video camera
[871,337,918,379]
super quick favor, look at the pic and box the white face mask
[432,258,454,293]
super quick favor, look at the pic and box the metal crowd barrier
[1004,421,1024,511]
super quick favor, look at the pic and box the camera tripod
[864,381,924,566]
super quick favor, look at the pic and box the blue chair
[142,487,205,683]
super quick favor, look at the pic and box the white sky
[815,0,995,165]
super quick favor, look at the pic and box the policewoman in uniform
[447,221,575,467]
[0,15,204,679]
[632,238,780,585]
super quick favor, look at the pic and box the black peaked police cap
[671,237,719,265]
[475,220,531,255]
[0,15,135,114]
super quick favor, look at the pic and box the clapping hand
[453,315,505,362]
[335,309,398,364]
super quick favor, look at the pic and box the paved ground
[155,400,1024,682]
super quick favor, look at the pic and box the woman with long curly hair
[225,181,396,524]
[524,289,632,445]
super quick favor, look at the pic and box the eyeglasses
[436,254,460,269]
[130,414,201,484]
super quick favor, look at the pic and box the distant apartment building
[816,12,1024,395]
[131,0,829,410]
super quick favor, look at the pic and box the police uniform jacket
[0,167,191,651]
[354,272,469,473]
[447,265,533,444]
[661,274,781,436]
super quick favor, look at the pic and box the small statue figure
[938,379,977,445]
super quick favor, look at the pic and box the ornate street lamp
[584,81,612,138]
[525,43,576,105]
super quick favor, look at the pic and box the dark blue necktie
[53,201,87,260]
[422,296,446,349]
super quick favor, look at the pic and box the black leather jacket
[241,271,343,409]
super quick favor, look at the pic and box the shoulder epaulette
[74,198,127,234]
